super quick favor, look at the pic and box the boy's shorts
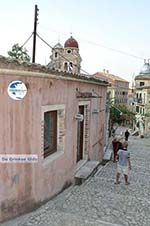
[117,164,128,175]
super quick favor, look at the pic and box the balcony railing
[134,98,145,105]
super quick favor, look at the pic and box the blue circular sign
[7,81,27,100]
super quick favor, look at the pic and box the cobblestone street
[2,134,150,226]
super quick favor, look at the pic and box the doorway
[77,105,84,162]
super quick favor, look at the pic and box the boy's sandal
[114,181,121,184]
[125,182,130,185]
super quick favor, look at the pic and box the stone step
[103,148,112,161]
[75,160,100,185]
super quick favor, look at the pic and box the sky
[0,0,150,84]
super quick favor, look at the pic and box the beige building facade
[134,60,150,135]
[94,70,129,105]
[134,60,150,115]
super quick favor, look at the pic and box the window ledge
[42,151,64,167]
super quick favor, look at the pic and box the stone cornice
[135,75,150,80]
[0,56,108,86]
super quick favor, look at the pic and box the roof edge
[0,56,108,86]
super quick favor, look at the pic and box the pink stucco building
[0,56,108,222]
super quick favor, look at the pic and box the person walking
[112,137,122,162]
[125,129,130,141]
[111,127,116,137]
[115,141,131,185]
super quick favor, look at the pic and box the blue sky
[0,0,150,83]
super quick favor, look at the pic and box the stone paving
[2,131,150,226]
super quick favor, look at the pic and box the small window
[42,105,65,159]
[68,62,73,73]
[67,50,71,54]
[140,82,144,86]
[44,111,57,158]
[140,108,142,114]
[143,108,145,115]
[64,62,68,71]
[136,106,139,113]
[55,52,58,58]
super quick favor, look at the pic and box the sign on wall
[7,80,27,100]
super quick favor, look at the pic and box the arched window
[69,62,73,68]
[55,52,58,58]
[64,62,68,71]
[69,62,73,73]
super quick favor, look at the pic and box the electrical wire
[21,30,143,77]
[20,30,144,77]
[21,33,33,48]
[36,33,90,75]
[40,26,144,61]
[80,38,144,60]
[36,33,54,49]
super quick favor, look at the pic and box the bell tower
[63,36,82,74]
[48,43,64,71]
[48,36,82,75]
